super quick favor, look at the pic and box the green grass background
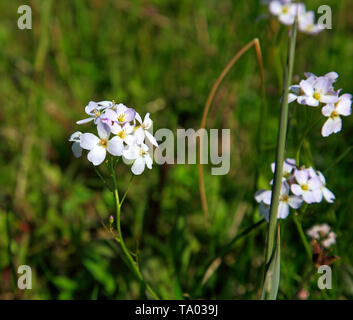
[0,0,352,299]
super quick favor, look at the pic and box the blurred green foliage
[0,0,352,299]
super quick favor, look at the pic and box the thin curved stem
[293,213,312,259]
[94,166,112,191]
[198,38,265,224]
[110,160,159,300]
[120,174,134,207]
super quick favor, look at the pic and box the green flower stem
[109,161,159,300]
[293,213,312,259]
[263,20,298,297]
[94,166,112,191]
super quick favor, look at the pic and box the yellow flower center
[280,194,289,202]
[139,149,147,156]
[306,24,314,32]
[117,113,126,122]
[99,138,108,148]
[282,6,289,14]
[313,91,322,101]
[301,184,309,191]
[117,130,127,139]
[330,110,339,119]
[93,109,101,118]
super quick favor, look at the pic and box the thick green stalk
[263,21,298,297]
[110,161,159,300]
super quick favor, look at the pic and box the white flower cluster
[69,101,158,175]
[307,223,336,248]
[288,72,352,137]
[268,0,323,35]
[255,158,335,222]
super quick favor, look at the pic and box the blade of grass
[262,224,281,300]
[262,19,298,299]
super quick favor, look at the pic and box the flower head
[291,168,323,203]
[269,0,297,25]
[134,112,158,147]
[298,8,323,35]
[321,93,352,137]
[271,158,296,181]
[76,101,110,125]
[255,181,303,222]
[103,104,136,126]
[80,121,124,166]
[123,142,153,175]
[307,223,336,248]
[71,99,158,175]
[297,76,339,107]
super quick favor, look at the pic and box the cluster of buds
[288,72,352,137]
[255,158,334,222]
[307,223,336,249]
[69,101,158,175]
[307,224,339,268]
[268,0,323,35]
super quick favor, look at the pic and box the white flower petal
[87,146,106,166]
[97,101,113,108]
[72,142,82,158]
[321,117,342,137]
[145,154,153,169]
[143,113,153,129]
[259,203,270,222]
[69,131,81,142]
[135,112,143,124]
[269,1,282,15]
[288,196,303,209]
[291,184,303,196]
[322,187,335,203]
[314,77,331,93]
[288,93,298,103]
[280,181,289,195]
[297,96,320,107]
[295,169,308,185]
[302,191,315,204]
[336,94,352,116]
[300,80,314,97]
[80,133,100,150]
[312,189,323,203]
[320,94,339,104]
[97,120,110,139]
[131,157,146,175]
[324,72,339,83]
[145,130,158,147]
[123,144,139,160]
[107,136,124,156]
[308,177,323,190]
[322,104,335,117]
[77,117,94,125]
[278,202,289,219]
[115,103,128,114]
[134,127,145,144]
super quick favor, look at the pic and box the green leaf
[262,225,280,300]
